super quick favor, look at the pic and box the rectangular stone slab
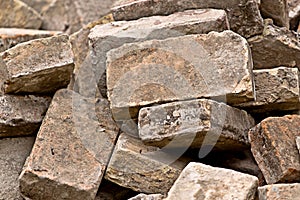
[0,28,61,52]
[77,9,229,98]
[249,115,300,184]
[165,162,258,200]
[248,20,300,69]
[111,0,263,38]
[0,34,74,94]
[19,89,119,200]
[0,137,35,200]
[107,31,254,120]
[258,183,300,200]
[0,94,51,137]
[138,99,255,150]
[235,67,300,112]
[105,133,189,194]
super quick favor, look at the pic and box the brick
[138,99,254,150]
[76,9,229,98]
[248,20,300,69]
[258,183,300,200]
[165,162,258,200]
[0,0,42,29]
[260,0,289,28]
[107,31,254,119]
[249,115,300,184]
[0,94,51,137]
[19,89,119,200]
[236,67,300,112]
[0,28,61,52]
[111,0,263,38]
[0,137,35,200]
[0,34,74,94]
[105,133,188,194]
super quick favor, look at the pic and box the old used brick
[236,67,300,112]
[107,31,254,119]
[249,115,300,184]
[111,0,263,38]
[165,162,258,200]
[248,20,300,69]
[76,9,229,99]
[0,28,61,52]
[105,133,188,194]
[19,89,119,200]
[258,183,300,200]
[138,99,255,150]
[0,137,35,200]
[0,94,51,137]
[260,0,289,28]
[0,0,42,29]
[0,34,74,94]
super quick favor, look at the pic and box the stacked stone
[0,0,299,200]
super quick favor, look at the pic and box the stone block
[0,0,42,29]
[249,115,300,184]
[107,31,254,119]
[0,34,74,94]
[288,0,300,29]
[105,133,188,194]
[0,94,51,137]
[165,162,258,200]
[258,183,300,200]
[19,89,119,200]
[128,193,164,200]
[296,136,300,154]
[260,0,289,28]
[21,0,53,13]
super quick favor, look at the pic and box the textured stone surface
[41,0,116,34]
[138,99,255,150]
[21,0,53,13]
[236,67,300,112]
[248,20,300,69]
[111,0,263,38]
[0,34,74,94]
[128,193,164,200]
[296,136,300,154]
[105,133,188,194]
[0,137,35,200]
[19,89,119,200]
[260,0,289,27]
[0,94,51,137]
[0,28,61,52]
[107,31,254,119]
[0,0,42,29]
[78,9,229,99]
[258,183,300,200]
[288,0,300,29]
[249,115,300,184]
[165,162,258,200]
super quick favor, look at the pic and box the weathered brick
[249,115,300,184]
[0,35,74,94]
[107,31,254,119]
[0,94,51,137]
[19,89,119,200]
[111,0,263,38]
[165,162,258,200]
[105,133,188,194]
[258,183,300,200]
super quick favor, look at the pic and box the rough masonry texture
[165,162,258,200]
[138,99,255,150]
[0,28,61,52]
[105,133,188,194]
[0,0,42,29]
[258,183,300,200]
[249,115,300,184]
[0,34,74,94]
[77,9,229,98]
[236,67,300,112]
[0,137,35,200]
[19,89,119,200]
[107,30,254,119]
[0,94,51,137]
[260,0,289,28]
[111,0,263,38]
